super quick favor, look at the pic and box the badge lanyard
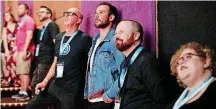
[119,46,144,88]
[173,76,214,109]
[55,30,78,78]
[35,20,52,56]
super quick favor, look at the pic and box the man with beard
[26,8,92,109]
[84,2,124,109]
[102,20,168,109]
[30,6,59,95]
[12,4,35,101]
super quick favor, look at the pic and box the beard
[18,12,25,17]
[39,16,48,22]
[94,18,110,28]
[115,36,134,52]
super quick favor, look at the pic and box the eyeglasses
[177,53,205,65]
[63,12,79,17]
[37,11,49,15]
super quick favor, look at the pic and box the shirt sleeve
[49,23,60,39]
[103,49,125,100]
[25,17,35,31]
[102,78,120,100]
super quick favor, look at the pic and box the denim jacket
[84,28,125,99]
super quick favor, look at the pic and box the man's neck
[99,24,112,41]
[65,26,78,36]
[123,42,140,57]
[42,18,51,26]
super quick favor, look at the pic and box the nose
[95,14,99,19]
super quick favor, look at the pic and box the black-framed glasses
[177,53,205,65]
[37,11,49,15]
[63,12,79,17]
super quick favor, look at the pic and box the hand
[22,51,28,60]
[102,95,114,103]
[35,81,47,95]
[88,89,104,101]
[5,50,10,57]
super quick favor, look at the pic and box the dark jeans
[30,64,52,94]
[84,100,114,109]
[26,83,84,109]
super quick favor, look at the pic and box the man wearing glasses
[26,8,92,109]
[30,6,59,96]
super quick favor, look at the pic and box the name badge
[35,44,40,56]
[56,62,64,78]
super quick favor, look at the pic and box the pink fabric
[16,15,35,53]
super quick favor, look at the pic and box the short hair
[170,42,216,87]
[40,6,52,18]
[99,2,118,24]
[19,4,29,11]
[131,20,144,43]
[121,20,144,43]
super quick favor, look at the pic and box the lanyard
[39,20,52,41]
[119,46,143,88]
[173,76,214,109]
[59,30,78,57]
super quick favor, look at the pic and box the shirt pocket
[99,49,112,58]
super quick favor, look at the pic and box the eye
[185,55,192,60]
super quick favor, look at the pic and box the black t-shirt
[53,30,92,93]
[36,21,59,64]
[166,81,216,109]
[180,81,216,109]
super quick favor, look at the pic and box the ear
[204,56,211,68]
[77,18,81,24]
[133,32,140,41]
[109,15,115,22]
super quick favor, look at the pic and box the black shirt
[119,45,168,109]
[53,30,92,93]
[36,21,59,64]
[166,81,216,109]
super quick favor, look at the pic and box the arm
[142,54,168,109]
[2,28,9,55]
[102,48,125,103]
[22,19,35,60]
[35,56,57,92]
[102,78,120,103]
[49,23,60,43]
[23,30,33,52]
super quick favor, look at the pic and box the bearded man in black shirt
[102,20,168,109]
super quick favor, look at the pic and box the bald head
[64,8,83,26]
[116,20,144,43]
[67,8,83,19]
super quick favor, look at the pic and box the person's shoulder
[78,30,92,39]
[55,32,65,41]
[48,21,59,28]
[25,15,35,23]
[139,51,157,63]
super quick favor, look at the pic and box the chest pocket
[95,49,113,69]
[99,49,112,58]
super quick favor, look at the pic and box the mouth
[180,66,188,71]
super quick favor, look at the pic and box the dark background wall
[158,1,216,101]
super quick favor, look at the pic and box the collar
[94,28,115,42]
[124,45,143,66]
[43,20,52,28]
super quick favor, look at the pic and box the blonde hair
[170,42,216,87]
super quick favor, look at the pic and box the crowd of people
[1,2,216,109]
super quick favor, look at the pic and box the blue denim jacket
[84,28,125,99]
